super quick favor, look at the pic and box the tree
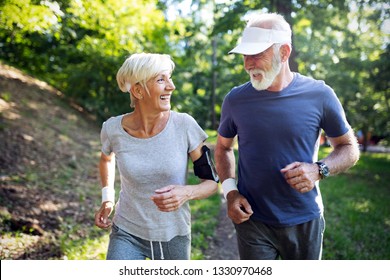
[1,0,388,138]
[0,0,175,120]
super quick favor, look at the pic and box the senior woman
[94,53,218,260]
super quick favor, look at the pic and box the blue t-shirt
[218,73,350,226]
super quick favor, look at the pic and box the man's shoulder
[291,73,335,96]
[294,73,327,88]
[226,81,252,98]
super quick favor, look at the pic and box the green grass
[59,223,109,260]
[320,148,390,259]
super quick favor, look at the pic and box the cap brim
[228,42,274,55]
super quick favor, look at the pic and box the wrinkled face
[244,45,282,91]
[144,70,175,112]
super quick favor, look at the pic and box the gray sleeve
[185,114,208,153]
[100,121,112,155]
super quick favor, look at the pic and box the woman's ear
[131,84,143,99]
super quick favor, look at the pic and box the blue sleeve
[218,93,237,138]
[321,85,351,137]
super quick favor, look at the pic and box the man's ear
[280,44,292,62]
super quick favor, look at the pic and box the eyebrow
[155,72,172,78]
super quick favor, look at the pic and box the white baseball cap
[229,27,291,55]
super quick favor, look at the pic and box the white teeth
[160,95,170,100]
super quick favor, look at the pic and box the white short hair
[116,53,175,107]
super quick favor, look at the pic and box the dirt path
[203,195,239,260]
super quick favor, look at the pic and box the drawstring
[150,241,154,260]
[159,242,165,260]
[150,241,165,260]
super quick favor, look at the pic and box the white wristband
[221,178,238,199]
[101,186,115,204]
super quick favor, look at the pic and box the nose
[166,79,175,91]
[244,55,256,70]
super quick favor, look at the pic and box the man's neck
[267,67,294,92]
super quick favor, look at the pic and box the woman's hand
[94,201,114,229]
[151,185,192,212]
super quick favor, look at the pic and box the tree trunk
[275,0,299,72]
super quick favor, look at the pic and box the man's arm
[215,134,253,224]
[282,129,360,193]
[215,134,236,184]
[321,129,360,176]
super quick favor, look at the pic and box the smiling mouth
[160,95,170,100]
[251,71,264,80]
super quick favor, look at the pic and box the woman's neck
[122,110,170,138]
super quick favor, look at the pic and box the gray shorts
[106,223,191,260]
[234,216,325,260]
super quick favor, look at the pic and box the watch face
[322,164,330,177]
[316,162,330,178]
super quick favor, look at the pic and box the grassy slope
[0,63,107,259]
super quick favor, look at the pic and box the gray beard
[249,49,282,91]
[250,62,282,91]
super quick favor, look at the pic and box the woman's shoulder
[102,114,125,131]
[170,111,197,125]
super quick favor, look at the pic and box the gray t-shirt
[100,111,208,241]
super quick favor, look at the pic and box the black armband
[193,145,219,182]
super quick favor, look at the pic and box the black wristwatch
[315,162,330,179]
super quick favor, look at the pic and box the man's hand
[281,162,320,193]
[226,190,253,224]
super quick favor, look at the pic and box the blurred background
[0,0,389,260]
[1,0,388,147]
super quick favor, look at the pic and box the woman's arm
[151,143,218,212]
[95,152,116,228]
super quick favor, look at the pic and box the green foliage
[0,0,388,136]
[0,0,61,33]
[292,1,389,141]
[0,0,173,121]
